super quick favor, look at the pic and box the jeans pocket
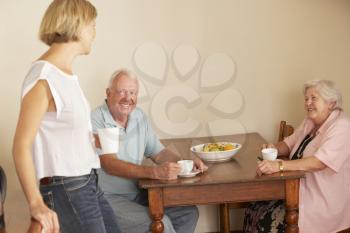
[63,175,103,227]
[42,191,54,210]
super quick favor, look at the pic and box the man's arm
[100,154,181,180]
[151,148,181,164]
[151,148,208,172]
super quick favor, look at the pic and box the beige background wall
[1,1,349,232]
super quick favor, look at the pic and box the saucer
[178,170,200,178]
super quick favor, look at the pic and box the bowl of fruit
[190,142,242,162]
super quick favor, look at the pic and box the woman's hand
[256,159,281,176]
[261,143,276,149]
[30,201,60,233]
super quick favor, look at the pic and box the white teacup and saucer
[177,160,200,178]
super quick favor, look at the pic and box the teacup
[177,160,194,174]
[261,148,278,161]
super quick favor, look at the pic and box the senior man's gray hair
[303,80,342,110]
[108,68,138,88]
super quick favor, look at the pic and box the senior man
[91,69,208,233]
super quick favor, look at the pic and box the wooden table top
[139,132,305,189]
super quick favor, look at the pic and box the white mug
[177,160,194,174]
[261,148,278,161]
[98,127,119,154]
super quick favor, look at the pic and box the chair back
[278,120,294,142]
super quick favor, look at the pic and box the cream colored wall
[1,1,350,232]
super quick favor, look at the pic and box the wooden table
[139,133,305,233]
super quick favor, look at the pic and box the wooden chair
[278,120,294,142]
[219,120,294,233]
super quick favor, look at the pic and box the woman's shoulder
[26,60,75,81]
[22,61,52,96]
[24,61,50,80]
[336,111,350,127]
[324,110,350,135]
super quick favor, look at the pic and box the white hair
[303,80,342,110]
[108,68,138,88]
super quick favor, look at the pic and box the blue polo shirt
[91,101,164,196]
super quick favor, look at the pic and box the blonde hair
[39,0,97,46]
[303,80,342,110]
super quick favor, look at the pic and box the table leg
[219,203,230,233]
[148,188,164,233]
[285,179,300,233]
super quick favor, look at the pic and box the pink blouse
[284,109,350,233]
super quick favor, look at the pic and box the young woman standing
[12,1,121,233]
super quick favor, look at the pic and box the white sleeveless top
[21,61,100,180]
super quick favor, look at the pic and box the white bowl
[190,142,242,162]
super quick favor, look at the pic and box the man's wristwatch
[278,161,284,172]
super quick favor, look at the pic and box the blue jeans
[40,170,121,233]
[105,190,199,233]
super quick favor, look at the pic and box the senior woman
[243,80,350,233]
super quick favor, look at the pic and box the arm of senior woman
[12,80,59,233]
[257,156,326,175]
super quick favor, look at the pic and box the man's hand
[153,162,181,180]
[193,157,208,173]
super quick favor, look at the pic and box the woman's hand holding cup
[261,143,276,149]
